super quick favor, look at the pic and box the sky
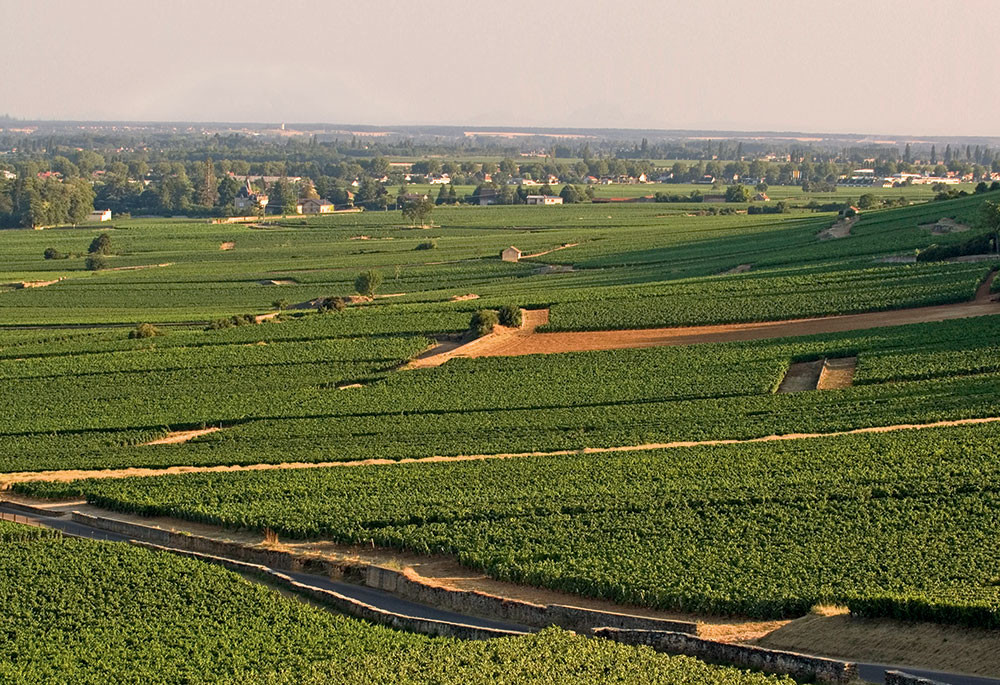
[1,0,998,136]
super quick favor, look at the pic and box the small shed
[501,246,522,263]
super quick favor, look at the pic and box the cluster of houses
[233,178,337,214]
[840,169,965,188]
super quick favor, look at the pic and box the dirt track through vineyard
[409,271,999,365]
[5,416,1000,487]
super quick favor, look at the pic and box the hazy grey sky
[2,0,998,135]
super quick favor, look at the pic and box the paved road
[4,504,1000,683]
[283,570,527,632]
[858,663,1000,685]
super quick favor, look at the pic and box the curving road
[3,503,999,684]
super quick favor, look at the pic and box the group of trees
[0,175,95,228]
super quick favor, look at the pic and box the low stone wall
[71,511,697,635]
[134,541,521,641]
[0,499,68,517]
[884,671,948,685]
[593,628,857,684]
[364,565,697,634]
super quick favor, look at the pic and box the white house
[525,195,563,205]
[501,246,522,262]
[87,209,112,222]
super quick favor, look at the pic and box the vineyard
[4,187,1000,676]
[0,524,788,684]
[24,423,1000,626]
[5,311,1000,474]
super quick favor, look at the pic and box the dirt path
[818,215,858,240]
[522,243,579,259]
[4,416,1000,488]
[142,427,222,446]
[106,262,173,272]
[466,271,999,358]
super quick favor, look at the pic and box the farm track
[5,416,1000,487]
[454,270,1000,358]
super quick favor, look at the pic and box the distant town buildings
[525,195,563,205]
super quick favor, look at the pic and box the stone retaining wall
[593,628,857,684]
[133,541,520,640]
[71,511,697,635]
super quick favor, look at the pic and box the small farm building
[501,246,522,262]
[88,209,112,222]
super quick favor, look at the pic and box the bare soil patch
[920,217,971,234]
[874,255,917,264]
[816,357,857,390]
[755,608,1000,678]
[106,262,173,272]
[258,279,296,286]
[536,264,575,275]
[5,278,65,289]
[219,241,235,250]
[776,360,824,393]
[778,357,857,393]
[450,293,480,302]
[817,215,858,240]
[142,427,221,446]
[721,263,753,275]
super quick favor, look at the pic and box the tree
[198,158,218,207]
[857,193,879,210]
[498,305,522,327]
[299,179,320,200]
[355,270,383,297]
[755,182,768,193]
[89,233,112,255]
[269,179,297,214]
[724,184,751,203]
[975,182,989,194]
[469,309,498,337]
[43,247,62,260]
[217,175,242,210]
[559,184,580,204]
[317,296,346,313]
[355,177,386,209]
[402,196,434,226]
[85,254,108,271]
[129,323,164,339]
